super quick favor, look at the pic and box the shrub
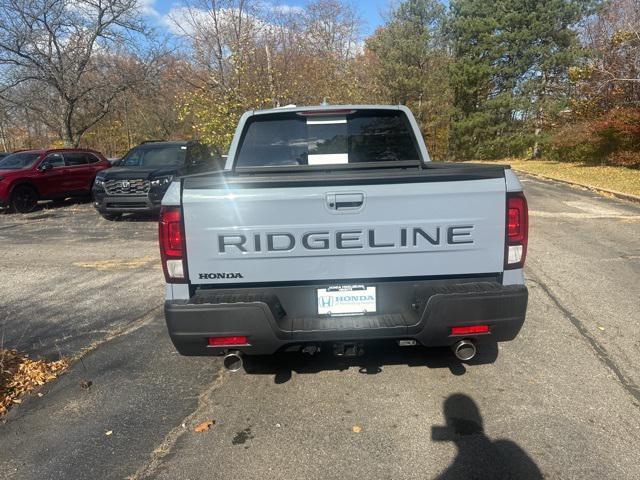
[545,108,640,167]
[607,150,640,168]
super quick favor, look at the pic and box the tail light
[208,336,249,346]
[505,192,528,269]
[451,325,490,336]
[159,206,188,283]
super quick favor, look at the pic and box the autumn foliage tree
[544,0,640,167]
[170,0,364,153]
[0,0,637,166]
[0,0,163,148]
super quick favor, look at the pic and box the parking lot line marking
[73,256,157,271]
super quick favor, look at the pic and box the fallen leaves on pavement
[352,425,362,433]
[194,420,215,432]
[0,348,69,416]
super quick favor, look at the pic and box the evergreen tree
[447,0,598,159]
[366,0,452,159]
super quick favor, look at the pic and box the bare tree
[303,0,362,63]
[579,0,640,110]
[0,99,12,150]
[169,0,365,151]
[169,0,263,88]
[0,0,159,146]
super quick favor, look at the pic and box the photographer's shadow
[432,394,542,480]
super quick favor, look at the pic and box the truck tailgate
[182,174,506,285]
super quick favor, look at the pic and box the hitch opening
[333,342,364,357]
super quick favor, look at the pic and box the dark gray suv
[92,141,222,220]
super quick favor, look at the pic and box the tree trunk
[61,127,75,147]
[265,44,278,108]
[532,127,542,158]
[531,73,548,159]
[124,97,132,149]
[61,102,80,147]
[0,120,8,151]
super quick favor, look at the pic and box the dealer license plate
[317,285,376,316]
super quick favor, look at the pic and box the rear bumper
[164,281,528,356]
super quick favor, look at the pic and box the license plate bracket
[317,285,376,316]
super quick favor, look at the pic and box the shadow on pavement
[0,195,91,215]
[108,213,158,222]
[243,342,499,383]
[1,198,158,222]
[432,393,543,479]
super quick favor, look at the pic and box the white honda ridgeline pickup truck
[159,105,528,370]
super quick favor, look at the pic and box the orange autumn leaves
[0,349,69,415]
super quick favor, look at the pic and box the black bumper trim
[92,192,161,213]
[165,281,528,356]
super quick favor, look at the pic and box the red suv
[0,148,111,213]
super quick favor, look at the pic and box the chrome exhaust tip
[223,350,243,372]
[452,339,476,362]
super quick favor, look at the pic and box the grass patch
[468,159,640,197]
[1,349,69,416]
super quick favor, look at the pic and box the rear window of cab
[235,110,422,168]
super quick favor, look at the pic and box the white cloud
[137,0,161,19]
[159,2,306,37]
[269,4,304,15]
[162,4,287,38]
[162,6,200,35]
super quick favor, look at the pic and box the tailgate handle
[330,193,364,210]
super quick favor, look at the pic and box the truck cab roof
[248,104,409,115]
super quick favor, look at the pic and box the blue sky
[148,0,389,36]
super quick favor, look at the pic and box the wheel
[10,185,39,213]
[100,212,122,221]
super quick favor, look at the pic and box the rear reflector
[505,192,528,269]
[208,336,249,346]
[451,325,490,335]
[159,206,188,283]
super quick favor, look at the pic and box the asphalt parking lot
[1,175,639,479]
